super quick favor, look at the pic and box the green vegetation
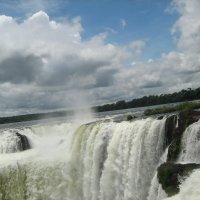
[176,101,200,111]
[0,110,73,124]
[95,87,200,112]
[1,87,200,124]
[144,107,176,116]
[144,101,200,116]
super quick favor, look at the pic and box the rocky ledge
[164,110,200,162]
[157,162,200,196]
[16,132,31,151]
[156,110,200,197]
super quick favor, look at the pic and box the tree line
[0,111,72,124]
[94,87,200,112]
[0,87,200,124]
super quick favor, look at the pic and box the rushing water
[0,115,200,200]
[147,148,168,200]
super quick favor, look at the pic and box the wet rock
[157,162,200,197]
[164,115,177,148]
[126,115,136,121]
[16,132,31,151]
[157,115,164,120]
[164,110,200,161]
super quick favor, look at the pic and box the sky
[0,0,200,116]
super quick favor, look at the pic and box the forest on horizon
[0,87,200,124]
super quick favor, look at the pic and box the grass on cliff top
[144,101,200,116]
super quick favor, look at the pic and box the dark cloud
[140,80,163,89]
[38,54,113,88]
[95,68,117,88]
[0,53,43,84]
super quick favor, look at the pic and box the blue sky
[0,0,200,116]
[71,0,178,57]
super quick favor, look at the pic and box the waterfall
[147,148,168,200]
[178,120,200,163]
[0,130,30,153]
[99,118,166,200]
[0,130,23,153]
[0,117,169,200]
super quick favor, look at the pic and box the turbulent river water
[0,112,200,200]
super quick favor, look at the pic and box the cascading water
[0,122,78,200]
[0,130,23,153]
[0,117,167,200]
[99,118,166,200]
[147,148,168,200]
[178,121,200,163]
[1,116,200,200]
[66,118,167,200]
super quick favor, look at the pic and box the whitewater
[0,113,200,200]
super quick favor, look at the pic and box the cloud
[1,0,200,116]
[129,40,146,56]
[120,18,127,29]
[105,27,117,34]
[171,0,200,54]
[147,58,153,63]
[0,11,130,115]
[0,53,43,84]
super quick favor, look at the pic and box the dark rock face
[126,115,136,121]
[157,162,200,197]
[164,110,200,161]
[157,115,164,120]
[16,132,31,151]
[153,110,200,197]
[164,114,177,148]
[126,115,133,121]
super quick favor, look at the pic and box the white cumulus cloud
[1,0,200,116]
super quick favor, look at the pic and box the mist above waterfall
[0,116,167,200]
[68,90,96,124]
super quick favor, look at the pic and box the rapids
[0,116,200,200]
